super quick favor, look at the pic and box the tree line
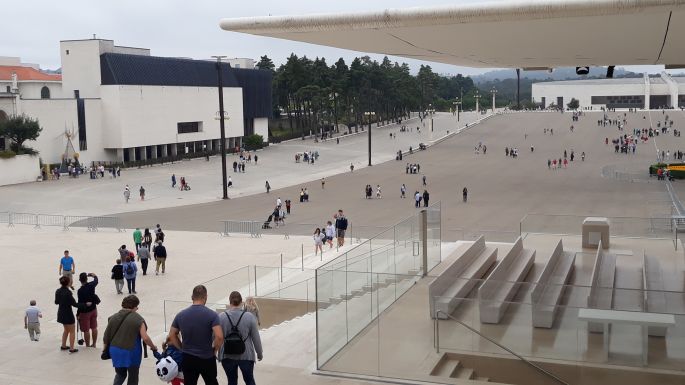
[255,54,482,138]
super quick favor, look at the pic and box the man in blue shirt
[59,250,76,290]
[168,285,223,385]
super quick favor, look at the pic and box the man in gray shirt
[219,291,263,385]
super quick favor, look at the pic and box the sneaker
[155,272,159,275]
[69,349,78,354]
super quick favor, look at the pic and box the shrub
[243,134,265,151]
[0,150,17,159]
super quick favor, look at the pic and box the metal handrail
[434,310,570,385]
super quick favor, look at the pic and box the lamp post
[426,103,435,131]
[490,87,498,113]
[453,98,461,122]
[212,55,229,200]
[475,91,481,114]
[364,111,376,166]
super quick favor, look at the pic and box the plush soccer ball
[156,357,178,382]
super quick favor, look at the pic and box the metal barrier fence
[219,220,262,238]
[218,219,387,245]
[0,211,123,231]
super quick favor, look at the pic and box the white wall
[0,154,40,186]
[533,82,645,108]
[60,40,104,99]
[103,85,245,149]
[17,82,63,99]
[254,117,268,142]
[18,99,78,164]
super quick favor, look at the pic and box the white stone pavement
[0,112,486,217]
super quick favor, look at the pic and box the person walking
[350,163,354,173]
[218,291,263,385]
[143,228,153,250]
[137,244,150,275]
[24,300,42,341]
[171,174,177,188]
[401,184,406,198]
[132,228,142,252]
[265,181,270,194]
[77,272,99,347]
[139,186,145,201]
[111,259,125,295]
[227,176,233,188]
[285,199,291,215]
[422,175,427,186]
[334,210,348,248]
[463,187,468,203]
[243,297,261,327]
[422,190,430,207]
[325,221,335,249]
[123,256,137,294]
[59,250,76,290]
[376,185,382,199]
[55,276,87,353]
[153,241,167,275]
[124,186,130,203]
[168,285,223,385]
[103,295,158,385]
[313,228,324,256]
[414,191,421,208]
[321,177,325,189]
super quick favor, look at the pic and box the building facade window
[177,122,202,134]
[40,86,51,99]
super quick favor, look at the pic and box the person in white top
[24,300,42,341]
[313,228,324,256]
[277,197,282,208]
[325,221,335,249]
[376,185,382,199]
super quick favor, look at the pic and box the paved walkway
[113,111,676,236]
[0,112,483,216]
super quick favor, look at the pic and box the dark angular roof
[100,53,272,119]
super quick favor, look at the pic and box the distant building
[532,73,685,110]
[0,38,271,164]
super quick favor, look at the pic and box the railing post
[435,311,440,353]
[302,249,304,271]
[280,253,283,282]
[420,209,428,277]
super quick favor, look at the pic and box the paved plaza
[112,110,680,235]
[3,109,685,385]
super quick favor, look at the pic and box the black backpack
[223,311,246,355]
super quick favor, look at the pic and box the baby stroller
[262,215,273,229]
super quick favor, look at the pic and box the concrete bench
[532,239,576,328]
[479,237,535,324]
[578,308,675,365]
[587,240,617,332]
[429,236,497,319]
[643,254,668,336]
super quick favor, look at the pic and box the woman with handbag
[102,295,158,385]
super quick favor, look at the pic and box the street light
[364,111,376,166]
[425,104,436,132]
[212,55,229,200]
[453,98,461,122]
[490,87,498,113]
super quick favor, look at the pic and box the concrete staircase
[259,312,316,369]
[430,353,491,382]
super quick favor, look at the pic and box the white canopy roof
[220,0,685,69]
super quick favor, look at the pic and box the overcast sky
[2,0,669,76]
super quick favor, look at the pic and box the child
[244,296,261,327]
[111,259,124,294]
[24,300,42,341]
[154,337,184,384]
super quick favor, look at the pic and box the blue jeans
[126,278,136,293]
[221,359,255,385]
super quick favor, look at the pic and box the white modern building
[0,38,271,164]
[532,72,685,110]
